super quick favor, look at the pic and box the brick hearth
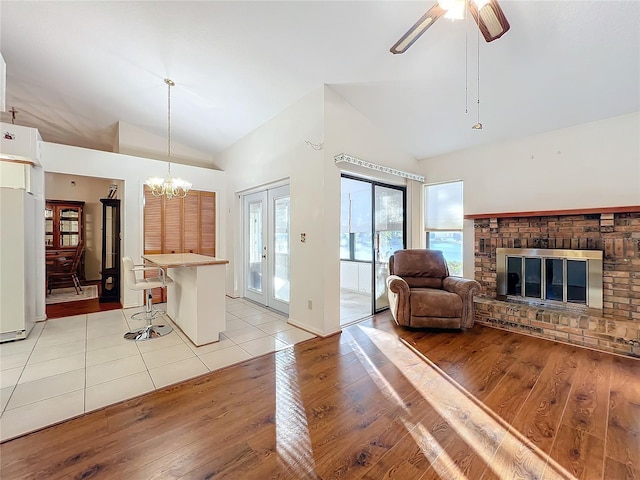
[470,208,640,358]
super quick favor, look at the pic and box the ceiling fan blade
[390,3,446,54]
[468,0,510,42]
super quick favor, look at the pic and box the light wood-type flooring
[1,311,638,479]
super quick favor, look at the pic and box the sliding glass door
[340,175,406,321]
[374,184,405,311]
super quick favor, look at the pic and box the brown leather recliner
[386,249,481,329]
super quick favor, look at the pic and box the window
[424,181,463,276]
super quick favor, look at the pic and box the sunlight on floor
[275,348,317,475]
[350,325,576,480]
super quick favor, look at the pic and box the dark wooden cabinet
[45,200,85,286]
[99,199,121,302]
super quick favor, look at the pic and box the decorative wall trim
[334,153,424,182]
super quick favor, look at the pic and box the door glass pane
[524,257,542,298]
[374,185,404,311]
[567,260,587,304]
[248,201,263,293]
[506,257,522,295]
[273,196,290,303]
[545,258,564,301]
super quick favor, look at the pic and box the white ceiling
[1,1,639,162]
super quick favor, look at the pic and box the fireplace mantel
[465,205,640,220]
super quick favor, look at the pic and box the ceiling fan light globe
[440,0,465,19]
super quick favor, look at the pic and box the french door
[243,185,290,314]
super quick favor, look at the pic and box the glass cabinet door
[59,207,80,247]
[45,206,54,247]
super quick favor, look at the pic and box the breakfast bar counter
[142,253,229,346]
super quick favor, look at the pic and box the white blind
[424,181,463,230]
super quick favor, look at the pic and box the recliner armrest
[442,276,481,299]
[386,275,411,326]
[443,276,481,328]
[387,275,409,296]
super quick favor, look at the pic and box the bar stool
[122,256,174,341]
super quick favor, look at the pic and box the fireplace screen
[498,248,602,309]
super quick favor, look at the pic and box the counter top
[142,253,229,268]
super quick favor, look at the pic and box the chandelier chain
[167,78,172,176]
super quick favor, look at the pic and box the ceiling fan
[390,0,510,54]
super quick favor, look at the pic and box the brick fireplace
[469,207,640,358]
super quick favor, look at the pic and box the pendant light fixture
[145,78,192,200]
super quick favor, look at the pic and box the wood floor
[1,312,638,480]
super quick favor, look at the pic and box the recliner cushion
[392,250,448,289]
[409,288,462,318]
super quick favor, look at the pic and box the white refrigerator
[0,187,36,342]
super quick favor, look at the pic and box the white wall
[419,112,640,278]
[45,173,124,281]
[216,87,327,334]
[117,121,219,170]
[216,85,418,336]
[40,142,226,308]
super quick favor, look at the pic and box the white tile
[86,355,146,387]
[224,326,269,344]
[255,320,295,335]
[34,330,85,349]
[198,345,252,371]
[242,312,282,326]
[0,390,84,442]
[44,315,87,331]
[225,302,252,312]
[188,336,234,355]
[87,333,129,351]
[148,357,209,389]
[0,351,30,371]
[274,329,316,346]
[0,337,38,357]
[86,342,141,367]
[86,320,130,339]
[232,306,267,318]
[85,371,155,412]
[87,309,126,322]
[224,318,250,332]
[19,353,85,384]
[238,336,289,357]
[141,343,195,369]
[1,386,15,413]
[28,340,86,365]
[134,332,186,353]
[7,369,85,410]
[0,367,23,389]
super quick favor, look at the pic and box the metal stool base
[124,324,173,341]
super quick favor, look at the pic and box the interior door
[243,185,290,314]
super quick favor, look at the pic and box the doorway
[243,184,290,315]
[340,175,406,325]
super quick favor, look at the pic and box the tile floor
[0,297,316,442]
[340,289,372,326]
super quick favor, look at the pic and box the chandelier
[145,78,192,200]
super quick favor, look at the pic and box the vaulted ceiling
[1,1,638,162]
